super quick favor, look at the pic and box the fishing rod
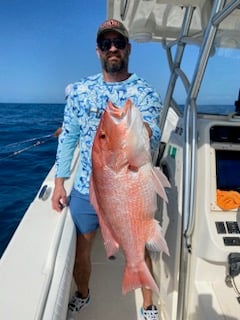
[0,130,61,162]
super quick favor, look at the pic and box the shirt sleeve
[55,96,80,178]
[138,89,163,152]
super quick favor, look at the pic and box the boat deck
[67,231,158,320]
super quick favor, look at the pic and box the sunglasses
[97,38,128,52]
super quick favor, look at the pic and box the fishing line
[0,135,55,162]
[2,134,52,150]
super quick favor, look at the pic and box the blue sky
[0,0,239,105]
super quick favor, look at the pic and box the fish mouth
[107,100,132,121]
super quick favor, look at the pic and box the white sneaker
[68,291,90,313]
[140,305,159,320]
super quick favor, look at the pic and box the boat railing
[154,0,240,319]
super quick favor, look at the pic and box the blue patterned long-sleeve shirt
[55,73,162,195]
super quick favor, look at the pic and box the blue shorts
[69,188,99,234]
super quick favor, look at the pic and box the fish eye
[100,133,106,139]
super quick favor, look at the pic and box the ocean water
[0,103,64,257]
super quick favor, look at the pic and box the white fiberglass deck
[67,231,160,320]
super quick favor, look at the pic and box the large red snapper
[90,99,170,294]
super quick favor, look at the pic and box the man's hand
[51,178,67,212]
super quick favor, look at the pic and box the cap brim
[97,28,128,41]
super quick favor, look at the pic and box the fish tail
[122,261,160,295]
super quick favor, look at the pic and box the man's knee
[76,232,96,253]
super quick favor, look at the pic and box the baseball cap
[96,19,129,41]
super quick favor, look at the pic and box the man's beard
[101,55,128,73]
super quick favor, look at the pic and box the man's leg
[142,248,154,308]
[141,249,159,320]
[67,190,99,313]
[73,230,97,298]
[68,230,97,313]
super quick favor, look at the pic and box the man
[52,19,163,320]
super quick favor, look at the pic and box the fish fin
[153,167,171,188]
[146,220,169,256]
[89,176,119,258]
[98,214,120,258]
[151,167,170,202]
[122,261,159,295]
